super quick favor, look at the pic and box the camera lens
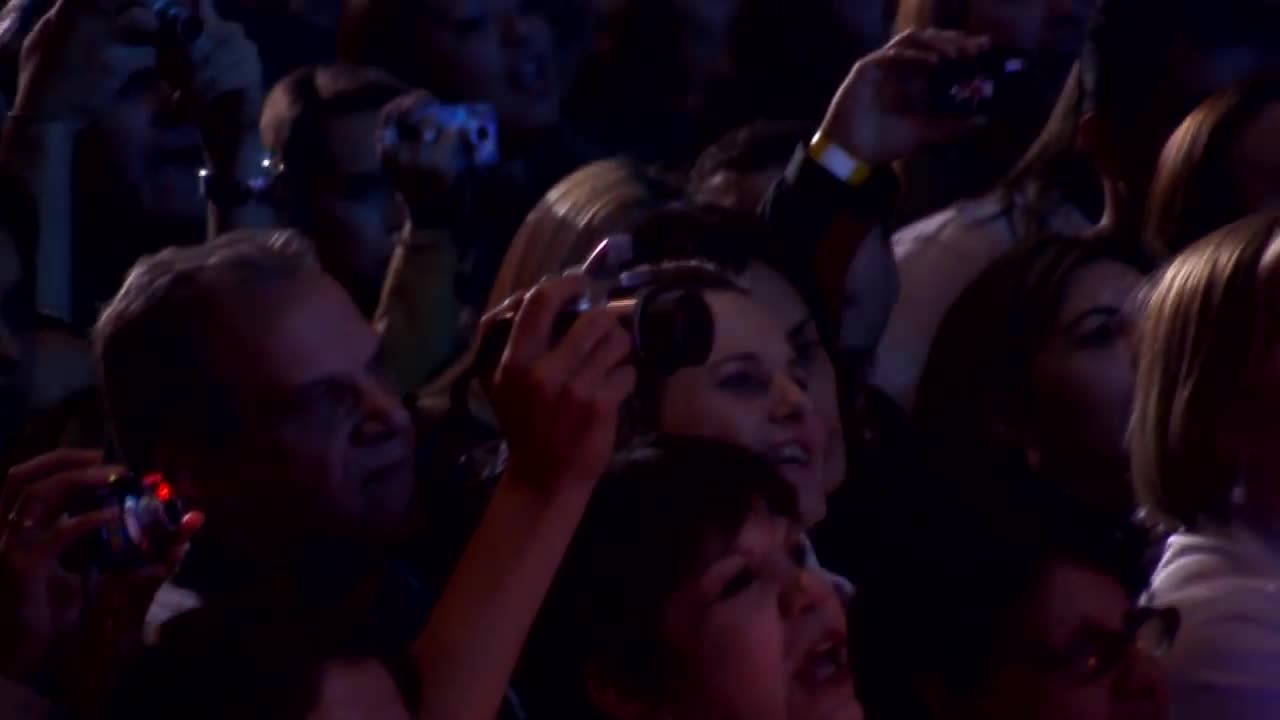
[635,289,714,376]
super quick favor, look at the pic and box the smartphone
[929,50,1033,115]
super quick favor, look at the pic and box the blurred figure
[893,0,1092,221]
[3,0,273,329]
[94,230,417,618]
[854,483,1171,720]
[1080,0,1280,243]
[1134,212,1280,720]
[115,599,417,720]
[873,65,1094,409]
[727,0,896,130]
[1145,78,1280,260]
[567,0,743,160]
[689,121,809,211]
[914,238,1146,514]
[260,64,411,316]
[339,0,599,322]
[520,436,863,720]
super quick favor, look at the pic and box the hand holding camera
[379,92,500,227]
[12,0,159,126]
[179,0,262,124]
[818,28,994,166]
[0,449,201,695]
[486,274,637,495]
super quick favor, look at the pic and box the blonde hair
[425,157,678,396]
[1144,80,1280,261]
[483,157,679,312]
[1130,212,1280,527]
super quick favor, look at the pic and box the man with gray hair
[94,228,416,604]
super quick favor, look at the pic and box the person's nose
[780,564,837,619]
[352,376,412,446]
[769,372,813,425]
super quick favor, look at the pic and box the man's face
[411,0,561,134]
[299,110,405,315]
[196,268,415,549]
[84,69,206,226]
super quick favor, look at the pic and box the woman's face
[744,263,848,508]
[657,503,862,720]
[1231,100,1280,213]
[1026,261,1143,489]
[964,561,1168,720]
[658,290,836,525]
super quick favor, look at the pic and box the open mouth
[767,441,813,469]
[800,638,849,684]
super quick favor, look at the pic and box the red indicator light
[154,482,173,502]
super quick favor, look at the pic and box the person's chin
[790,671,864,720]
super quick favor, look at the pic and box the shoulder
[890,196,1017,265]
[1152,528,1280,691]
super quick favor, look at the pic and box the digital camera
[382,102,500,168]
[929,50,1033,115]
[61,473,187,573]
[477,236,731,377]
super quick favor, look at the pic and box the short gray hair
[95,229,318,470]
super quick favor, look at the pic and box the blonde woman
[1134,212,1280,720]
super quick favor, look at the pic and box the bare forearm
[0,117,77,321]
[413,475,592,720]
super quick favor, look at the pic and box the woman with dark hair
[853,481,1173,720]
[1144,78,1280,260]
[873,64,1098,410]
[518,435,862,720]
[913,237,1146,514]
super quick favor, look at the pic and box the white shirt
[871,194,1090,410]
[1148,522,1280,719]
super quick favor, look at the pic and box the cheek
[1033,684,1116,720]
[667,605,791,720]
[1032,349,1135,447]
[657,376,765,450]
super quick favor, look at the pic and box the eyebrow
[787,316,817,344]
[709,352,759,371]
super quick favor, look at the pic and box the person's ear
[587,665,663,720]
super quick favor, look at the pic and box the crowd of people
[0,0,1279,717]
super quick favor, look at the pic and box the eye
[718,370,770,394]
[299,378,359,414]
[1075,321,1118,349]
[718,567,758,600]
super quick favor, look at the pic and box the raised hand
[0,450,201,702]
[487,274,637,493]
[12,0,158,125]
[819,29,992,166]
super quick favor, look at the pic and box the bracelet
[806,131,873,187]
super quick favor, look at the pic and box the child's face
[307,659,411,720]
[652,503,863,720]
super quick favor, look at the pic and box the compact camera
[152,0,203,44]
[382,102,501,168]
[477,236,729,377]
[929,50,1033,115]
[61,473,187,573]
